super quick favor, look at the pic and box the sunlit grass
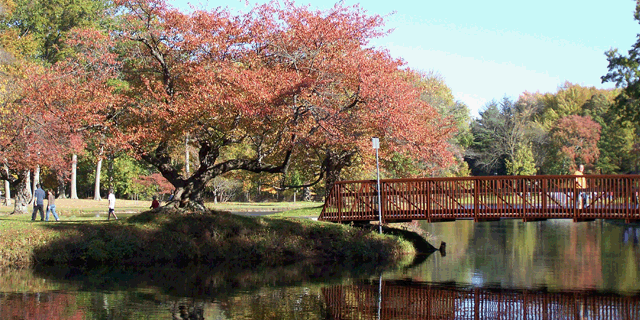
[0,199,323,216]
[271,205,323,218]
[207,201,322,213]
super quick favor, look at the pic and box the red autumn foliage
[18,0,454,205]
[550,115,601,168]
[134,172,174,195]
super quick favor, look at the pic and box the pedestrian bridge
[319,175,640,224]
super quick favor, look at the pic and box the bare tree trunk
[13,171,30,214]
[32,165,40,194]
[3,164,10,206]
[71,154,78,199]
[57,174,67,199]
[3,180,9,206]
[108,154,114,190]
[185,135,190,177]
[323,151,354,199]
[25,169,31,204]
[94,149,103,201]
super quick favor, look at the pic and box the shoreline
[1,210,423,270]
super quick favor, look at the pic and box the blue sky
[170,0,639,117]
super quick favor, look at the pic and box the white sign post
[372,138,382,234]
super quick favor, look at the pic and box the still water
[1,219,639,319]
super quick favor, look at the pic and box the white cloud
[454,93,487,119]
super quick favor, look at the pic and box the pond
[1,219,639,319]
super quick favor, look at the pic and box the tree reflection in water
[0,262,638,319]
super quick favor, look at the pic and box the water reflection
[406,219,640,294]
[0,219,638,319]
[322,279,640,320]
[624,227,640,245]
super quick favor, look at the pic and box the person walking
[45,189,60,222]
[107,188,118,220]
[31,184,46,221]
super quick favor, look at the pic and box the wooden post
[337,183,343,224]
[573,176,578,222]
[541,177,547,219]
[474,178,479,222]
[426,180,432,222]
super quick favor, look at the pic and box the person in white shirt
[107,188,117,220]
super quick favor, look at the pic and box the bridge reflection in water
[320,175,640,224]
[322,280,640,320]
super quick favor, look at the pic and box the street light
[372,137,382,234]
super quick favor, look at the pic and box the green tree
[0,0,111,64]
[468,97,534,175]
[505,142,536,176]
[410,70,472,177]
[602,1,640,125]
[537,82,603,127]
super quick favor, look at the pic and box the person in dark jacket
[31,184,46,221]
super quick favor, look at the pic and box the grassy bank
[0,207,415,269]
[0,199,324,216]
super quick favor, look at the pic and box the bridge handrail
[319,174,640,223]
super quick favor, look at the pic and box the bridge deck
[319,175,640,223]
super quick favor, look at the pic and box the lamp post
[372,138,382,234]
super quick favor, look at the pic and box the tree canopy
[602,1,640,125]
[12,0,454,208]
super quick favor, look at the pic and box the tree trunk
[3,164,10,206]
[323,151,354,199]
[70,154,78,199]
[32,165,40,195]
[324,166,342,199]
[185,135,190,177]
[302,187,311,201]
[168,176,210,211]
[94,157,102,201]
[13,171,30,214]
[25,169,31,204]
[108,155,114,190]
[3,179,10,206]
[57,174,68,199]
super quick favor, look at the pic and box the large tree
[544,115,601,174]
[0,0,112,212]
[0,65,85,213]
[25,0,453,209]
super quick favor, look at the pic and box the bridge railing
[322,281,640,320]
[319,174,640,223]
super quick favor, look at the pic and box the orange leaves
[15,0,454,193]
[551,115,601,166]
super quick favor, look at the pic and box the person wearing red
[150,196,160,209]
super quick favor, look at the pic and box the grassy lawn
[0,198,324,219]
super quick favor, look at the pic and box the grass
[208,201,322,214]
[0,199,323,217]
[271,205,323,218]
[0,200,415,270]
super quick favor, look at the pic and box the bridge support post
[474,179,479,222]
